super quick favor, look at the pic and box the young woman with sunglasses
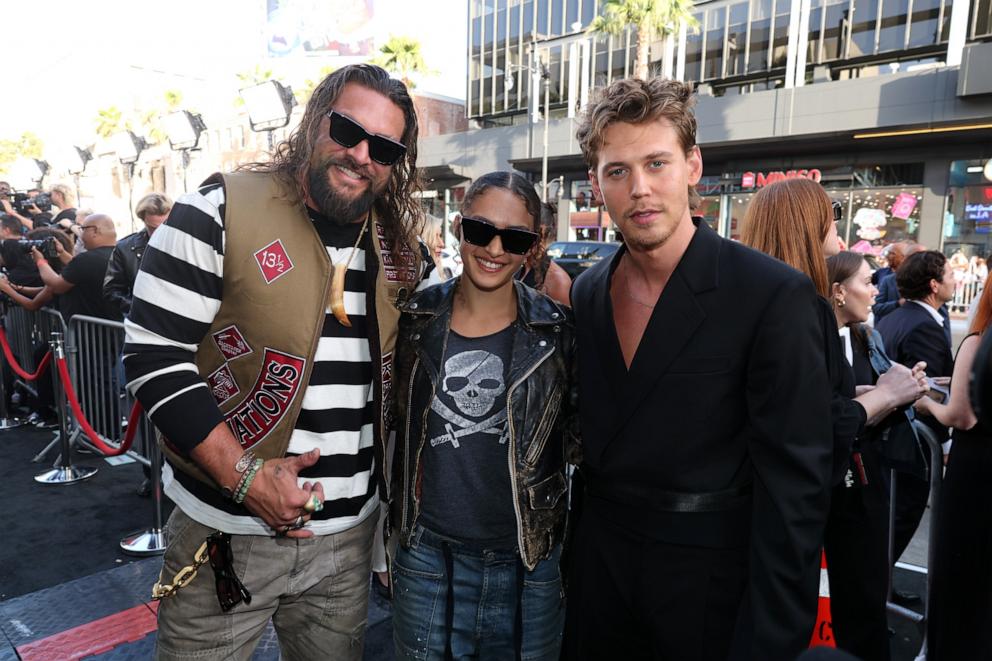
[388,171,576,660]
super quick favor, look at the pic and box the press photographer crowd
[0,181,169,431]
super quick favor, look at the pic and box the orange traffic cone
[809,550,835,648]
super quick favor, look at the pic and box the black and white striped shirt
[124,181,432,535]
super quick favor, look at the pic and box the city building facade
[421,0,992,311]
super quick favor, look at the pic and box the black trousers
[823,449,891,661]
[563,502,747,661]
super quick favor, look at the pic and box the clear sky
[1,0,467,150]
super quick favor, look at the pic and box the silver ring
[291,514,305,529]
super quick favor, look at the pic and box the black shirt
[420,324,517,548]
[59,246,121,321]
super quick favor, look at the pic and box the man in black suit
[875,250,955,564]
[563,78,834,660]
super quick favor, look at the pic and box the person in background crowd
[516,202,571,306]
[103,193,172,316]
[872,243,896,286]
[564,77,833,661]
[876,250,955,579]
[873,241,924,322]
[390,171,575,660]
[419,213,445,279]
[48,183,77,226]
[917,272,992,660]
[33,214,120,322]
[0,228,76,427]
[742,179,927,483]
[124,64,432,660]
[825,251,925,661]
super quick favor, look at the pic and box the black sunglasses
[460,216,539,255]
[207,532,252,612]
[832,200,843,223]
[325,110,407,166]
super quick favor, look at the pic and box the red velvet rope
[55,356,143,457]
[0,326,52,381]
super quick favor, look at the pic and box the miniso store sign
[742,169,823,189]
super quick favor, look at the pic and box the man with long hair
[123,64,431,660]
[565,77,834,660]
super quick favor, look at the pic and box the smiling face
[457,187,536,294]
[836,259,877,325]
[305,82,405,224]
[589,118,702,253]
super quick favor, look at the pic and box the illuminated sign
[741,169,822,189]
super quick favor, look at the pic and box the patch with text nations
[224,348,306,449]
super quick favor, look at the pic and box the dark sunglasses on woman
[325,110,407,166]
[459,215,539,255]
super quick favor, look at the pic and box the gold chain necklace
[620,258,657,308]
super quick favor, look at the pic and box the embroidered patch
[207,363,240,405]
[224,348,306,449]
[381,352,394,429]
[254,239,294,284]
[376,222,417,283]
[212,325,253,361]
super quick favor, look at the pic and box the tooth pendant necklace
[330,216,370,327]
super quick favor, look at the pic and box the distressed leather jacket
[390,278,578,570]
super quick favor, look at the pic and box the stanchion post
[0,320,25,430]
[34,332,97,485]
[120,412,166,555]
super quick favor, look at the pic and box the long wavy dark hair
[241,64,422,271]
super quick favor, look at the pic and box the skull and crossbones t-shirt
[419,324,518,548]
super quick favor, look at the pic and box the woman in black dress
[825,251,916,661]
[916,274,992,660]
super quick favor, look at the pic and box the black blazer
[876,301,954,441]
[571,219,834,660]
[875,302,953,379]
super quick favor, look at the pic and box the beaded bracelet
[233,458,264,504]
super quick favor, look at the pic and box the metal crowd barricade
[65,314,166,555]
[3,305,66,401]
[886,421,944,661]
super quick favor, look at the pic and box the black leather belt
[586,478,752,513]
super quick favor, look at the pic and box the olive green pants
[155,507,376,661]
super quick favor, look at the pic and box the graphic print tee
[419,324,517,548]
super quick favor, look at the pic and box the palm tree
[94,106,125,139]
[371,35,433,89]
[588,0,699,80]
[295,65,337,106]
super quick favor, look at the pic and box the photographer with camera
[1,188,54,231]
[0,227,75,427]
[47,184,77,226]
[33,213,120,322]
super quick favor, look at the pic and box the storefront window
[718,164,923,253]
[844,187,922,252]
[942,160,992,313]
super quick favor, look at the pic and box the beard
[306,156,386,225]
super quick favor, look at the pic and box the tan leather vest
[161,171,419,494]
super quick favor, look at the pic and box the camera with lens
[17,237,58,261]
[11,192,53,216]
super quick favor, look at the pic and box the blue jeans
[391,525,564,660]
